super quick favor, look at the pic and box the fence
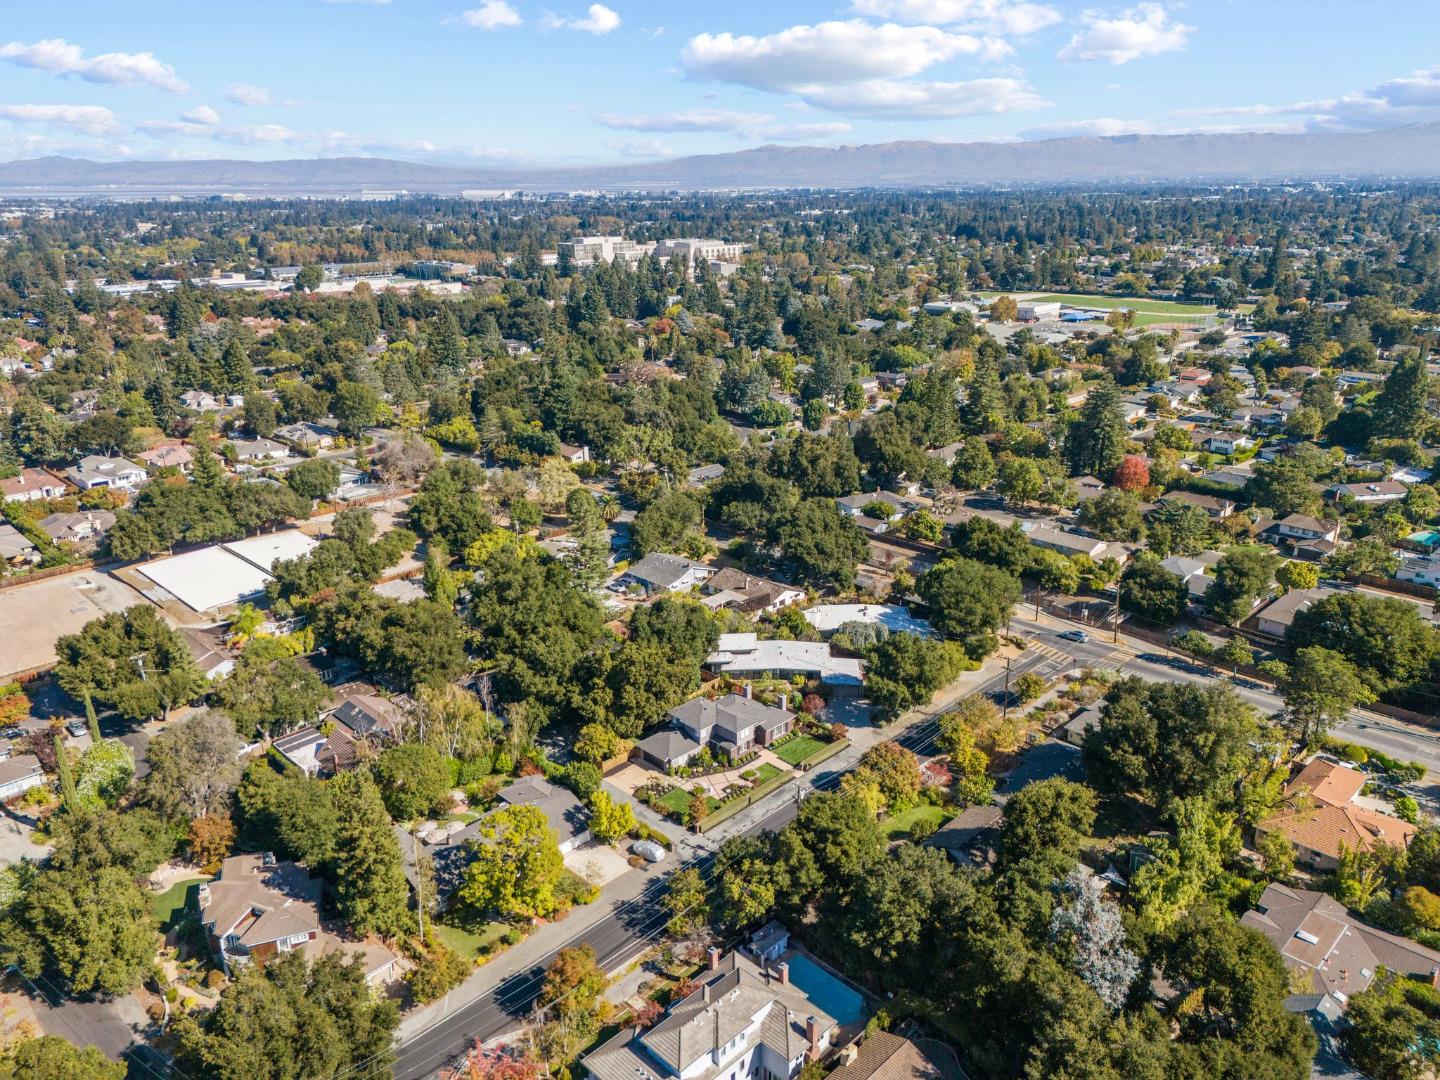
[697,770,796,834]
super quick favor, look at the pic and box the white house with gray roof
[635,690,797,769]
[621,553,715,595]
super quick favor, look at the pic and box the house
[1398,555,1440,589]
[0,467,68,503]
[64,455,147,491]
[926,442,964,467]
[1071,475,1106,502]
[36,510,115,545]
[334,463,381,501]
[836,491,914,522]
[230,437,289,464]
[1025,525,1110,561]
[802,604,934,638]
[824,1032,960,1080]
[1193,429,1254,455]
[0,754,45,800]
[924,805,1003,868]
[493,775,592,854]
[197,852,399,985]
[701,568,806,615]
[558,443,591,464]
[635,690,796,770]
[198,853,322,975]
[855,318,886,332]
[0,524,39,566]
[136,443,193,473]
[180,390,220,412]
[1241,882,1440,1016]
[1157,490,1234,519]
[688,463,726,486]
[180,625,238,680]
[1059,703,1105,748]
[580,949,839,1080]
[1254,757,1415,871]
[706,634,864,687]
[621,553,714,595]
[1159,553,1218,600]
[1329,480,1408,505]
[272,727,336,778]
[1261,514,1342,546]
[1251,585,1342,639]
[330,689,406,741]
[1119,398,1150,425]
[274,422,337,451]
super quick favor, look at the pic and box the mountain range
[4,123,1440,196]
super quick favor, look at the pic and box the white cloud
[607,137,672,158]
[595,108,771,132]
[683,21,1007,91]
[0,103,119,135]
[848,0,1060,36]
[462,1,522,29]
[225,83,274,107]
[182,105,220,126]
[216,123,306,145]
[1167,65,1440,134]
[801,77,1048,118]
[547,4,621,34]
[752,120,853,141]
[0,38,188,93]
[1057,4,1192,65]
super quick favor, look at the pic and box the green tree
[0,1035,126,1080]
[778,498,867,588]
[332,381,381,437]
[330,771,413,939]
[1130,798,1238,935]
[459,804,563,918]
[664,866,709,937]
[853,742,921,813]
[1078,488,1145,542]
[1119,556,1188,624]
[1288,592,1440,696]
[916,557,1022,659]
[999,778,1097,874]
[537,944,606,1020]
[587,789,637,843]
[1342,974,1440,1080]
[864,633,968,721]
[1371,352,1432,442]
[286,457,340,502]
[242,392,277,439]
[951,438,996,490]
[631,490,702,558]
[294,263,324,292]
[372,743,453,821]
[215,638,330,738]
[1275,560,1320,593]
[1273,646,1377,743]
[54,605,205,722]
[1067,380,1129,478]
[1204,547,1278,625]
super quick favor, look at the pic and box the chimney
[839,1045,859,1067]
[805,1016,820,1055]
[708,946,721,971]
[776,961,789,985]
[743,682,752,699]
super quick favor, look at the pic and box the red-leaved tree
[1112,455,1150,491]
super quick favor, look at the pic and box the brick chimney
[708,946,722,971]
[775,961,789,985]
[806,1016,819,1053]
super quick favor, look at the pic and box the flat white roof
[803,603,935,637]
[138,546,273,613]
[707,638,864,686]
[222,530,318,574]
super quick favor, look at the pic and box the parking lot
[0,570,151,680]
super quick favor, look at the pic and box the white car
[1058,629,1090,643]
[631,840,666,863]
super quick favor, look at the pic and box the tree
[664,866,709,937]
[1112,455,1149,491]
[330,771,413,939]
[294,263,324,291]
[854,742,921,814]
[917,557,1022,659]
[332,381,381,437]
[188,814,235,874]
[951,438,995,490]
[949,516,1031,574]
[629,597,721,666]
[1257,829,1295,881]
[778,499,867,588]
[583,642,700,739]
[864,633,968,721]
[0,1035,126,1080]
[0,864,155,995]
[1067,381,1129,479]
[1204,547,1278,625]
[1145,502,1212,558]
[143,711,244,818]
[989,295,1018,323]
[538,944,606,1020]
[688,792,710,827]
[1342,974,1440,1080]
[999,778,1096,873]
[1078,489,1144,542]
[47,806,177,877]
[372,743,453,821]
[54,605,204,722]
[459,804,563,918]
[215,639,330,738]
[902,509,944,543]
[1084,678,1261,809]
[588,789,637,843]
[234,761,339,867]
[286,457,340,502]
[1371,352,1432,441]
[1119,556,1188,624]
[413,683,498,761]
[631,490,702,558]
[1273,646,1376,743]
[997,455,1043,507]
[1049,868,1139,1010]
[73,740,136,808]
[1130,798,1237,935]
[574,722,624,765]
[1289,592,1440,696]
[242,392,277,439]
[170,951,398,1080]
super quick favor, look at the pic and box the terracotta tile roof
[1258,802,1414,862]
[1285,758,1366,806]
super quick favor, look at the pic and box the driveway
[0,810,47,868]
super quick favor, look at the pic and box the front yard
[773,735,828,766]
[656,786,722,820]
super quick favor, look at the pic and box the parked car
[0,726,25,741]
[631,839,666,863]
[1059,629,1090,643]
[65,718,88,738]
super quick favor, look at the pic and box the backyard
[882,804,950,840]
[152,877,208,931]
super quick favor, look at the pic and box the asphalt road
[391,650,1057,1080]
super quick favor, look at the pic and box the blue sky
[1,0,1438,165]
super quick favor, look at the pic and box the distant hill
[4,123,1440,196]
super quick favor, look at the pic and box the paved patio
[607,746,794,802]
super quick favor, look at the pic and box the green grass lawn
[882,804,950,840]
[974,290,1217,322]
[656,786,723,821]
[433,918,510,959]
[752,762,782,783]
[773,736,828,766]
[152,877,208,930]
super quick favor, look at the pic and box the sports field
[975,290,1221,324]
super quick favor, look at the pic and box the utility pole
[411,829,425,940]
[1002,656,1013,720]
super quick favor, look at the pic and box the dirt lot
[0,569,151,679]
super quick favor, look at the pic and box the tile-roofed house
[581,949,839,1080]
[825,1032,961,1080]
[36,509,115,545]
[197,853,322,975]
[1255,757,1416,871]
[621,553,715,594]
[701,568,806,615]
[0,467,68,503]
[1241,882,1440,1013]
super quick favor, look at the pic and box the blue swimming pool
[1409,530,1440,548]
[783,954,867,1025]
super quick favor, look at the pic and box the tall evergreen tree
[1371,352,1432,441]
[1067,380,1129,478]
[329,772,413,940]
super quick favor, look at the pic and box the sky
[0,0,1438,167]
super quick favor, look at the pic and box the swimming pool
[782,953,867,1025]
[1409,530,1440,548]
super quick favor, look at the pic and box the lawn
[152,877,208,930]
[975,290,1219,322]
[773,736,828,766]
[656,786,722,821]
[882,804,950,840]
[752,762,782,784]
[433,918,510,959]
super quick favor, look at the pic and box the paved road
[391,650,1056,1080]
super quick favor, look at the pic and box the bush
[908,817,939,842]
[1013,672,1047,704]
[563,762,602,801]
